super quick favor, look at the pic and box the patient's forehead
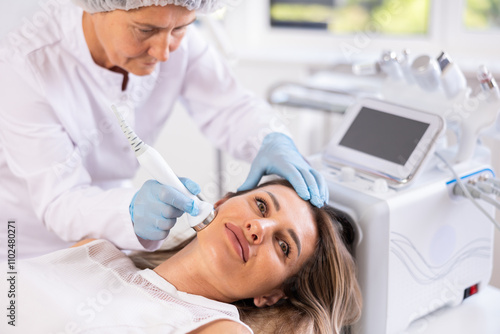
[245,184,300,198]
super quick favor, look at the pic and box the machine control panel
[371,178,389,193]
[323,165,396,197]
[340,166,356,182]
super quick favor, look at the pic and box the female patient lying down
[1,179,361,334]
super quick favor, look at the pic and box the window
[223,0,500,65]
[270,0,431,35]
[463,0,500,31]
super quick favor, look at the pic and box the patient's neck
[153,239,232,303]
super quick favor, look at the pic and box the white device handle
[138,145,195,199]
[111,105,214,230]
[138,145,214,228]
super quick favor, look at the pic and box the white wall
[1,1,42,37]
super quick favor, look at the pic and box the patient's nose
[245,219,276,245]
[245,220,265,245]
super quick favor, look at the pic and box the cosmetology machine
[306,51,500,333]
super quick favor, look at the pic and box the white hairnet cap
[72,0,231,14]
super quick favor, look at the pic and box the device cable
[435,151,500,231]
[483,177,500,193]
[458,182,500,211]
[473,180,500,212]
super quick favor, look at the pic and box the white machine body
[312,147,495,334]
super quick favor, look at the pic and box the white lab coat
[0,3,287,258]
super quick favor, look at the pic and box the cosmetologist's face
[87,5,196,75]
[197,184,318,306]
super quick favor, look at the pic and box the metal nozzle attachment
[192,210,216,232]
[477,65,498,91]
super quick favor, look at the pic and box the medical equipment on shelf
[477,65,500,101]
[410,54,442,92]
[366,50,500,164]
[308,51,500,334]
[267,82,355,113]
[437,52,468,99]
[111,106,215,232]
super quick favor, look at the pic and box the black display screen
[339,107,430,166]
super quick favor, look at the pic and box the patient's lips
[225,223,250,263]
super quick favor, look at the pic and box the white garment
[0,3,288,258]
[0,239,253,333]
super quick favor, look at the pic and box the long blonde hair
[130,180,362,334]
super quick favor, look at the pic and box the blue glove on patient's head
[238,132,329,208]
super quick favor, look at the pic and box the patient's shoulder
[190,319,252,334]
[71,239,97,248]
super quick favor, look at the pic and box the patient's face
[197,184,318,304]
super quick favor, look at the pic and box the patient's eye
[255,197,268,216]
[278,239,290,258]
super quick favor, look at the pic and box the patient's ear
[253,289,285,308]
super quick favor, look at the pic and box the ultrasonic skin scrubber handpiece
[111,105,215,232]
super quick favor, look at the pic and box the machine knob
[372,178,389,193]
[340,167,356,182]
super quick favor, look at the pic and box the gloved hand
[130,178,200,240]
[238,132,329,208]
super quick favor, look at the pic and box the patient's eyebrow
[265,191,280,211]
[288,228,301,257]
[264,190,301,257]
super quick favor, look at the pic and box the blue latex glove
[130,178,200,240]
[238,132,329,208]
